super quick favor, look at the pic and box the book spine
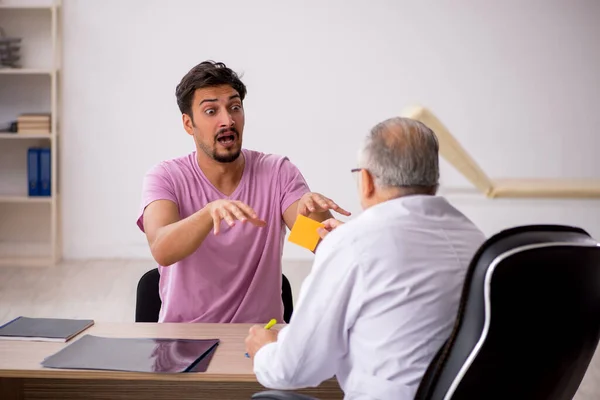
[39,148,51,197]
[27,148,40,196]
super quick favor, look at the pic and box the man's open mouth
[217,134,236,144]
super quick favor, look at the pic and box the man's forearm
[150,207,213,266]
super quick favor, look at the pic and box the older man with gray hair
[245,117,486,400]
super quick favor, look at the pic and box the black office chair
[252,225,600,400]
[135,268,295,324]
[135,268,162,323]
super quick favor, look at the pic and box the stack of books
[0,30,21,68]
[17,113,51,134]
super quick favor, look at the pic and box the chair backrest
[135,269,294,323]
[415,224,600,400]
[135,268,161,323]
[281,274,294,323]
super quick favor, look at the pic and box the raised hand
[207,199,267,235]
[297,192,351,217]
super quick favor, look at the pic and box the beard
[212,149,241,163]
[198,127,241,164]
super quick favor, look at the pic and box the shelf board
[0,195,52,204]
[490,179,600,199]
[0,0,56,10]
[0,256,54,268]
[0,68,54,75]
[0,132,54,140]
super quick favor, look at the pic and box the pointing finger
[335,206,351,216]
[327,200,351,216]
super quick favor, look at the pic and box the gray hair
[358,117,440,192]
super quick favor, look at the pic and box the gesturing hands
[206,199,267,235]
[297,192,351,218]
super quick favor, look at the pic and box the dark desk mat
[41,334,219,373]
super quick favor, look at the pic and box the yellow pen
[245,319,277,358]
[264,318,277,330]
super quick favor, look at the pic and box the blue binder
[27,148,40,196]
[39,148,51,196]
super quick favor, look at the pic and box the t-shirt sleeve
[278,157,310,214]
[136,163,178,233]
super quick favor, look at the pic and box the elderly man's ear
[360,169,376,199]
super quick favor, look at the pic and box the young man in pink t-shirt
[136,61,349,324]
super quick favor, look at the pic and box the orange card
[288,214,325,252]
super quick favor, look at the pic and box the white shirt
[253,195,486,400]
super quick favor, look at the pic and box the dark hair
[175,60,247,116]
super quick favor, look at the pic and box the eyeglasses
[351,168,377,176]
[351,168,379,185]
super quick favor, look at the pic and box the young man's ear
[182,113,194,136]
[360,169,375,199]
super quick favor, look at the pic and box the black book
[0,316,94,342]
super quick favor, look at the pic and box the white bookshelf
[0,0,61,267]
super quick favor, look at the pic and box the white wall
[59,0,600,261]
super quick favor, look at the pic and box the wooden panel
[1,378,343,400]
[491,179,600,199]
[0,378,24,400]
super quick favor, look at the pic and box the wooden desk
[0,322,343,400]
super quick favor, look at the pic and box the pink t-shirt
[137,149,310,323]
